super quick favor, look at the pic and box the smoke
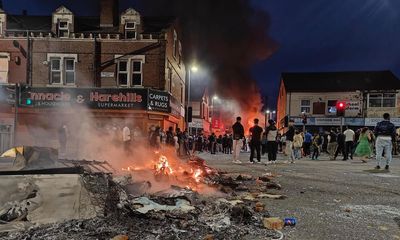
[138,0,278,129]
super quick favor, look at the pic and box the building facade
[188,88,211,135]
[0,0,186,150]
[277,71,400,131]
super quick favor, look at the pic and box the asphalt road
[198,151,400,240]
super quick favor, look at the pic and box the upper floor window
[48,54,76,85]
[300,100,311,113]
[117,58,143,87]
[125,22,136,39]
[173,30,178,58]
[57,20,69,37]
[0,22,3,36]
[178,41,182,66]
[0,53,9,83]
[369,93,396,108]
[180,83,184,104]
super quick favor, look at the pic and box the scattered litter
[379,226,389,231]
[263,217,284,230]
[111,235,129,240]
[128,197,195,214]
[258,193,287,200]
[283,217,297,226]
[333,199,342,203]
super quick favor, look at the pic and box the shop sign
[19,87,148,110]
[365,118,400,127]
[314,118,342,126]
[148,90,170,113]
[189,118,203,128]
[345,101,361,117]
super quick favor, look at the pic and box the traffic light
[336,101,346,117]
[187,106,193,122]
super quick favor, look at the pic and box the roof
[141,16,176,34]
[6,14,175,34]
[7,15,52,31]
[281,70,400,92]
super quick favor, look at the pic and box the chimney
[100,0,119,27]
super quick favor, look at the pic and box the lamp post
[272,110,276,121]
[187,65,198,135]
[265,110,270,128]
[211,95,218,132]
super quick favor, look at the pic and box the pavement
[198,151,400,240]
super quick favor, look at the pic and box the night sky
[3,0,400,108]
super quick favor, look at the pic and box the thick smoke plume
[139,0,278,128]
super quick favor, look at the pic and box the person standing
[334,129,345,160]
[354,127,372,163]
[232,117,245,164]
[208,133,216,154]
[122,124,131,154]
[293,130,303,162]
[166,127,175,147]
[216,135,223,153]
[265,120,278,164]
[343,126,355,160]
[327,128,338,160]
[303,131,313,157]
[311,133,322,160]
[285,120,295,161]
[374,113,396,170]
[58,123,68,158]
[249,118,263,163]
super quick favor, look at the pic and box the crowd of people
[110,112,397,171]
[229,113,398,171]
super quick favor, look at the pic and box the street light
[272,110,276,121]
[211,95,219,130]
[187,64,199,135]
[265,110,271,129]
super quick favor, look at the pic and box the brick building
[0,0,186,150]
[277,71,400,132]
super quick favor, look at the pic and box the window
[64,58,75,84]
[0,54,9,83]
[369,93,396,107]
[118,60,128,86]
[300,100,311,113]
[313,102,326,115]
[180,83,184,104]
[57,20,69,37]
[178,41,182,65]
[173,30,177,58]
[50,58,62,84]
[168,67,172,93]
[327,100,337,114]
[132,60,142,86]
[0,22,3,36]
[125,22,136,39]
[48,55,77,85]
[117,58,144,87]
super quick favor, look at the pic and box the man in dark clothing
[285,120,295,161]
[374,113,396,170]
[208,133,216,154]
[232,117,245,163]
[222,134,228,153]
[334,129,346,160]
[249,118,263,163]
[303,131,313,157]
[166,127,175,147]
[327,128,338,160]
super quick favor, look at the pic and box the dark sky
[3,0,400,108]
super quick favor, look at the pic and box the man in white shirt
[122,125,131,154]
[343,126,355,160]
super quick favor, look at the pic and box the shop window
[300,100,311,113]
[125,22,136,39]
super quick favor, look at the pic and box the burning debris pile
[0,152,287,240]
